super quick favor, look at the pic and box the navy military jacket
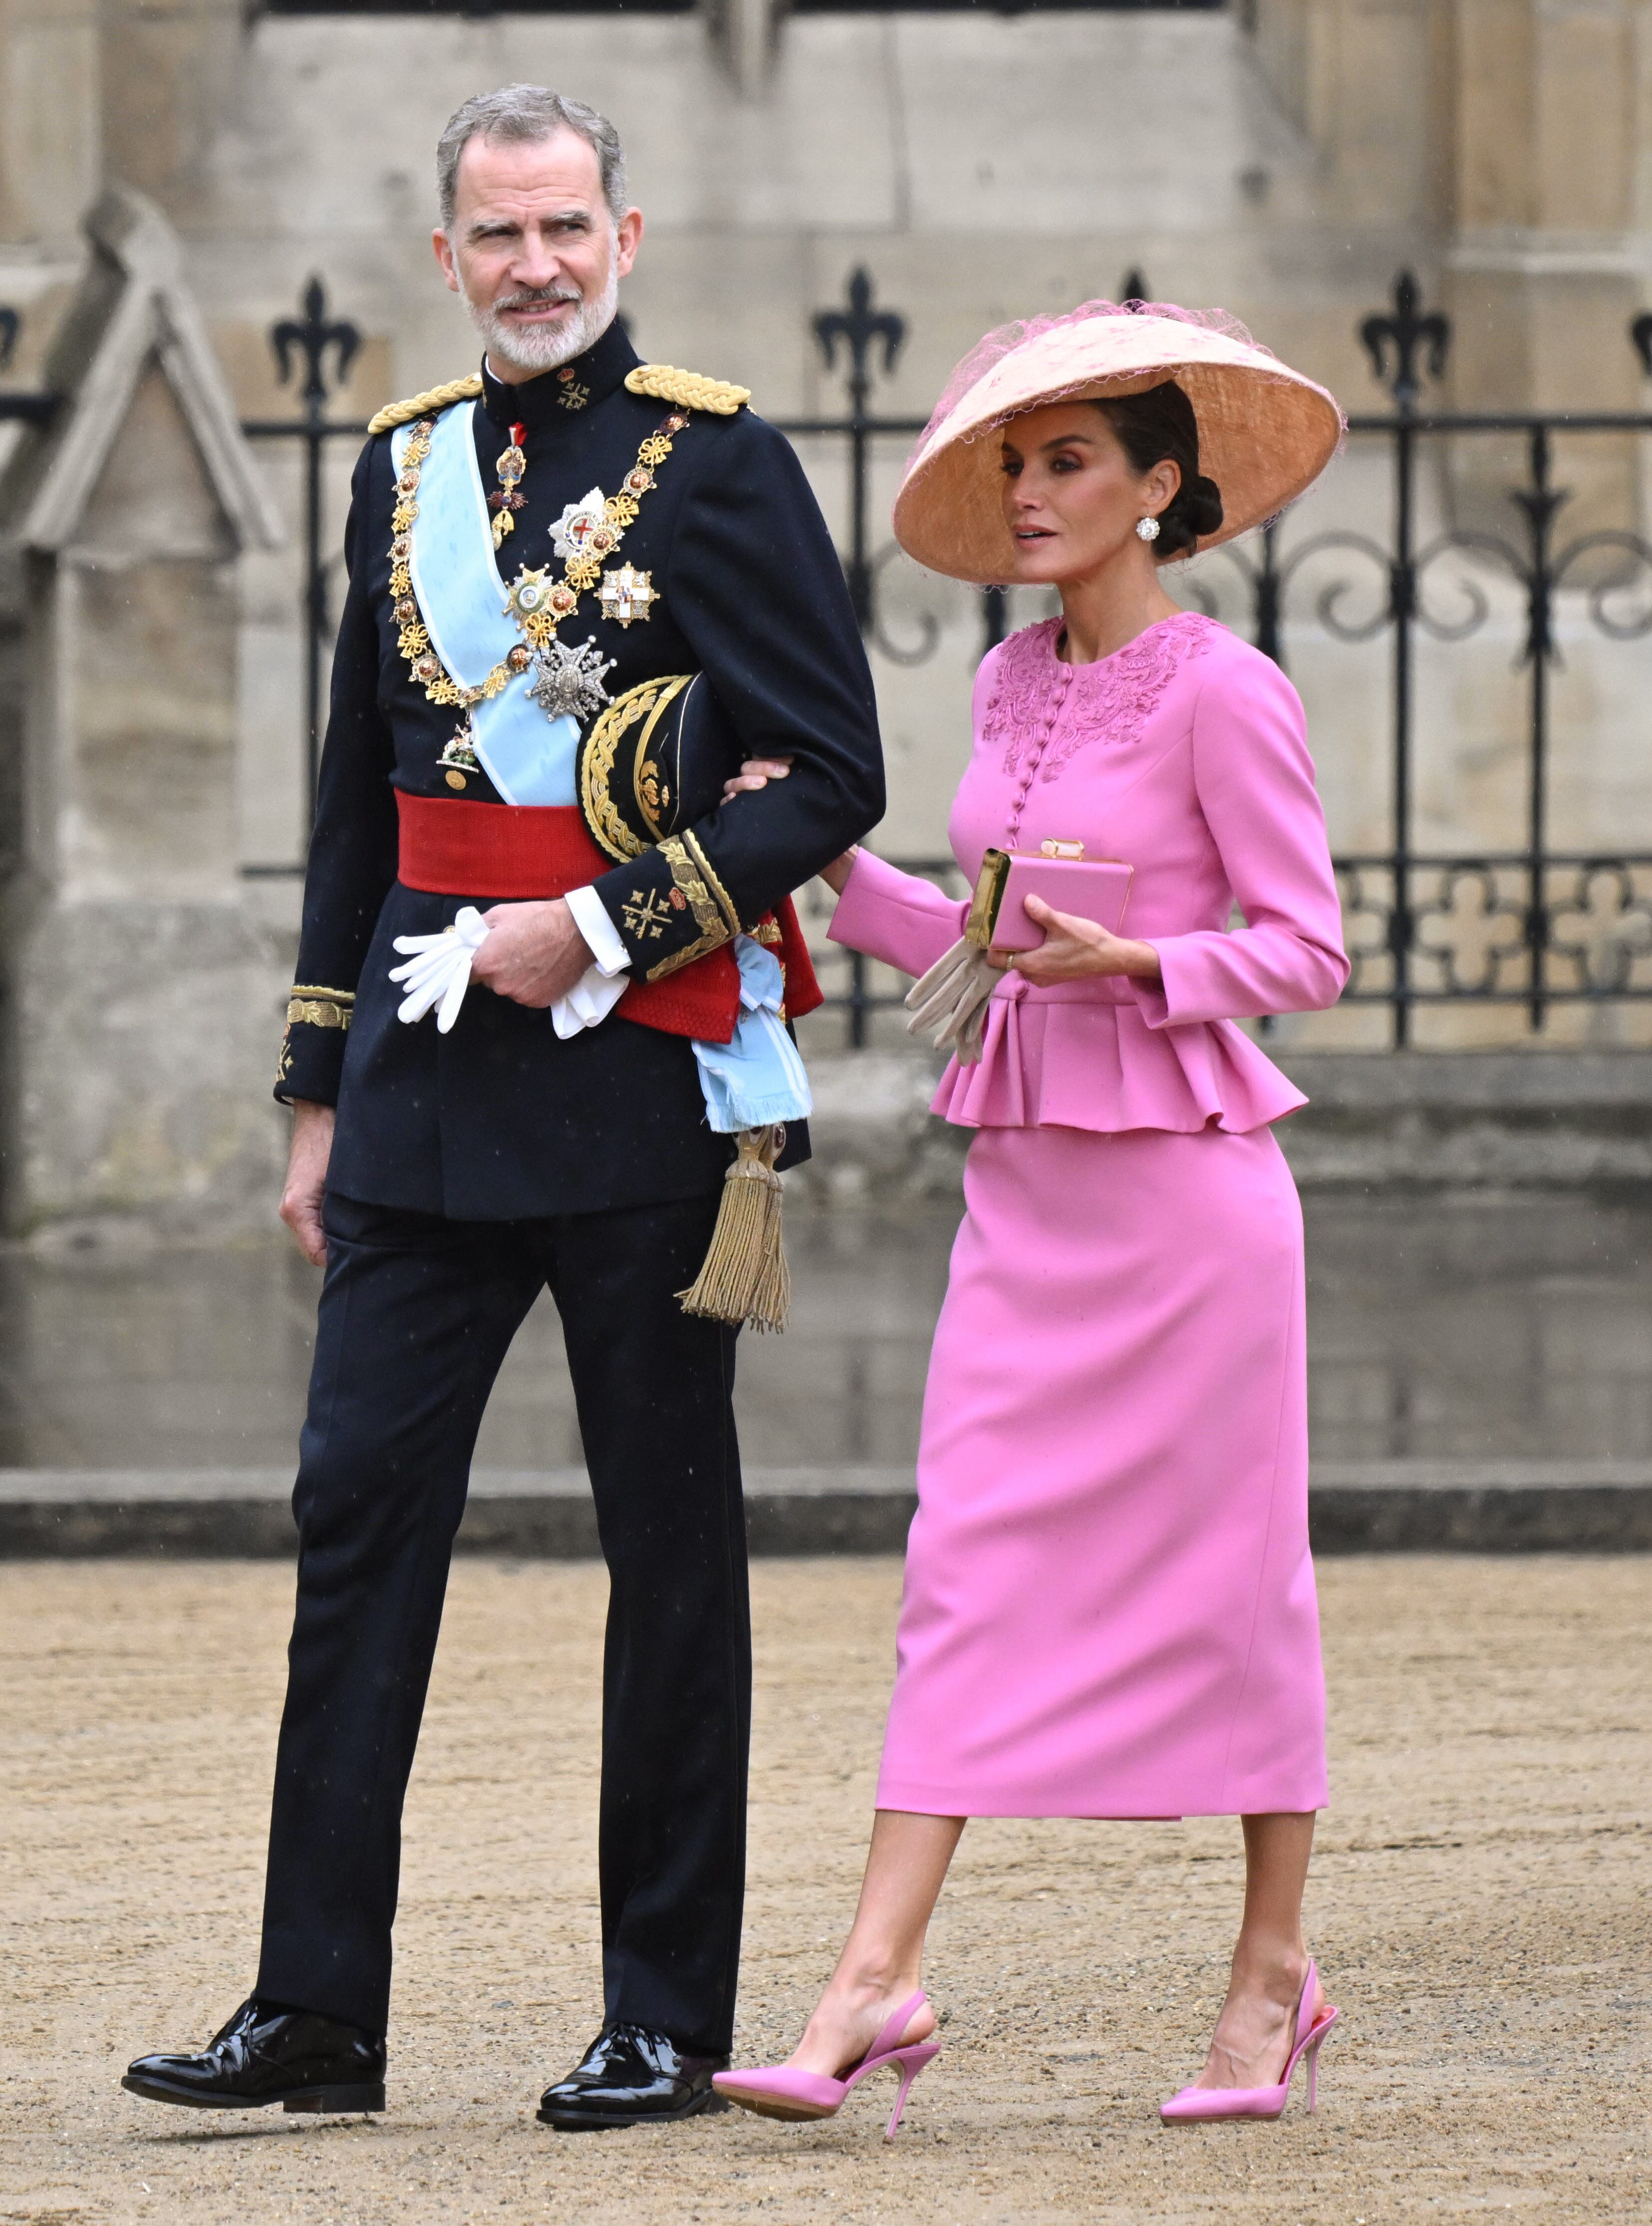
[277,319,884,1219]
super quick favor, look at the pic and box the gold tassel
[677,1124,792,1333]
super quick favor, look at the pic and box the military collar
[479,319,641,433]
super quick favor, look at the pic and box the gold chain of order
[387,410,689,711]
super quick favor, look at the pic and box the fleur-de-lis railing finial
[272,275,361,422]
[0,304,18,372]
[1361,270,1450,414]
[1631,307,1652,377]
[814,268,905,421]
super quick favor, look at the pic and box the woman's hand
[718,753,856,895]
[817,847,858,896]
[722,755,793,801]
[993,894,1162,986]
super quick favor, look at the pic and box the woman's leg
[784,1810,965,2076]
[1193,1811,1323,2089]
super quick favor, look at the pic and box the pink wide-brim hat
[893,299,1344,584]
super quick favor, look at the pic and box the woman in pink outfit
[717,304,1349,2130]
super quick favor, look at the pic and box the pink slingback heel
[1159,1960,1338,2124]
[713,1991,940,2139]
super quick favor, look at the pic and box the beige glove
[904,936,1001,1065]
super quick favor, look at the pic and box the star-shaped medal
[527,635,616,724]
[551,487,609,562]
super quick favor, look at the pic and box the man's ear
[432,227,460,295]
[614,208,644,282]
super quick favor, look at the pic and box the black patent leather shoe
[122,1998,385,2113]
[536,2022,727,2131]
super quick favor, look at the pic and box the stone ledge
[1,1462,1647,1557]
[787,1050,1652,1196]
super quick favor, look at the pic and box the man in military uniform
[123,85,882,2130]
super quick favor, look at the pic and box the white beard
[462,261,620,376]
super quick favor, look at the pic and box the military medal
[552,489,615,564]
[598,564,656,628]
[438,713,481,788]
[528,635,615,723]
[488,420,527,548]
[391,411,689,711]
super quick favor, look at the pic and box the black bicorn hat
[575,671,738,865]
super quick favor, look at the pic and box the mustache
[492,286,581,312]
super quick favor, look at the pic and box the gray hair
[436,84,628,231]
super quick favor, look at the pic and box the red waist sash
[395,790,822,1045]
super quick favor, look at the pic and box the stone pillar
[0,185,284,1239]
[1445,0,1647,526]
[702,0,786,97]
[97,0,244,222]
[1247,0,1450,234]
[0,0,99,252]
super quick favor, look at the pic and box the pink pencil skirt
[875,1120,1327,1820]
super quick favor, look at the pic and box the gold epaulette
[625,364,751,416]
[367,374,484,437]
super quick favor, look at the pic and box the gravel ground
[0,1555,1647,2226]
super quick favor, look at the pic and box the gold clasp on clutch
[965,848,1012,949]
[1039,838,1085,859]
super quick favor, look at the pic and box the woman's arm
[827,849,971,979]
[721,757,970,977]
[1133,655,1350,1029]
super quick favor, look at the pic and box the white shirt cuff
[564,884,631,976]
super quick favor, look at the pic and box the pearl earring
[1135,516,1161,543]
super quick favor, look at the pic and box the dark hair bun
[1158,472,1223,556]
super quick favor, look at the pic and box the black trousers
[255,1188,750,2054]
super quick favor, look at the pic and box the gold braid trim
[581,677,691,863]
[367,375,484,437]
[625,364,751,416]
[682,828,742,939]
[646,837,734,980]
[285,990,353,1030]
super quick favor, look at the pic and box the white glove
[904,935,1001,1065]
[389,905,490,1033]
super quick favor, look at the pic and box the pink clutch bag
[965,843,1133,953]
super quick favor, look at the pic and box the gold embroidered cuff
[645,838,735,980]
[285,986,354,1031]
[683,829,741,938]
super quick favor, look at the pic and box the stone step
[1,1462,1648,1557]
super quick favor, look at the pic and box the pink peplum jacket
[828,610,1351,1133]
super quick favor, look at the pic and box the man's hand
[280,1100,335,1268]
[470,898,594,1007]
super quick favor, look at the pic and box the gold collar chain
[387,409,689,713]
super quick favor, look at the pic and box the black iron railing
[4,266,1651,1046]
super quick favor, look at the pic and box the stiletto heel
[714,1992,940,2138]
[1158,1959,1338,2125]
[883,2044,941,2139]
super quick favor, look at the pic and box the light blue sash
[392,404,577,805]
[695,939,814,1133]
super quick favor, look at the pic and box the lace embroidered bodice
[985,610,1216,781]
